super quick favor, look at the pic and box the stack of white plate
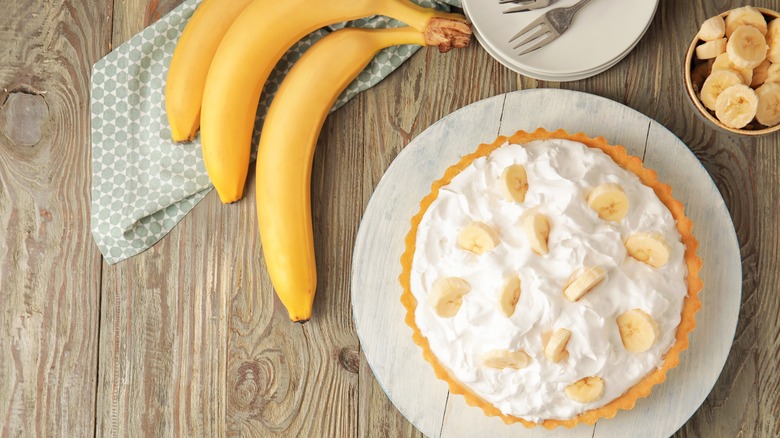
[461,0,660,81]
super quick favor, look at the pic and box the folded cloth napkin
[91,0,461,264]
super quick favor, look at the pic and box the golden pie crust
[399,128,703,429]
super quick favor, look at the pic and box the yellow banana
[164,0,254,142]
[256,25,470,322]
[201,0,470,204]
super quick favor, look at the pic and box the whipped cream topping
[410,139,688,422]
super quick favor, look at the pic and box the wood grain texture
[1,0,779,436]
[94,1,228,437]
[0,0,108,436]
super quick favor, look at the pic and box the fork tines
[509,15,558,56]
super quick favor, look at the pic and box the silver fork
[500,0,553,13]
[509,0,594,56]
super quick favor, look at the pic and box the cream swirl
[410,139,688,422]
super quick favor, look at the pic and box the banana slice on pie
[587,183,629,222]
[565,376,605,404]
[544,328,572,363]
[563,266,607,302]
[625,233,672,268]
[498,276,521,317]
[481,349,530,370]
[457,221,500,255]
[523,211,550,256]
[500,164,529,202]
[428,277,471,318]
[617,309,660,353]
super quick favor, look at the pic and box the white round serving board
[351,89,741,438]
[461,0,659,77]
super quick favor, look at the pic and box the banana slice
[727,25,768,69]
[725,6,767,37]
[523,211,550,255]
[544,328,572,363]
[457,221,500,255]
[428,277,471,318]
[695,38,727,60]
[711,53,752,85]
[500,164,529,202]
[701,69,743,110]
[587,183,629,222]
[715,83,759,129]
[767,18,780,62]
[698,15,726,41]
[624,233,671,268]
[563,266,607,302]
[752,59,771,87]
[481,349,530,370]
[498,276,521,317]
[565,376,605,404]
[766,63,780,83]
[617,309,659,353]
[755,82,780,126]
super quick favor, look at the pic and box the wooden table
[0,0,777,436]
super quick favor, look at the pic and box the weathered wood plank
[95,188,235,437]
[223,116,350,435]
[94,1,229,437]
[0,0,109,436]
[756,137,780,436]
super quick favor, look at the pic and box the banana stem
[369,0,467,31]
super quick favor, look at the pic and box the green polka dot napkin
[90,0,461,264]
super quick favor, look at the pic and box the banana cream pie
[400,128,702,429]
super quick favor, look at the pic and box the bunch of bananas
[164,0,471,321]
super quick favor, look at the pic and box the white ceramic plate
[462,0,659,78]
[472,24,628,82]
[351,89,741,437]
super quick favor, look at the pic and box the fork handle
[566,0,594,15]
[550,0,594,28]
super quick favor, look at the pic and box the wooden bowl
[684,7,780,136]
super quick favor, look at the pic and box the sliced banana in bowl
[685,6,780,135]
